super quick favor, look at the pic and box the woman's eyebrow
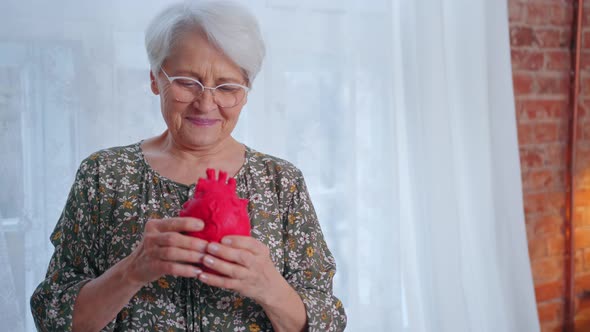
[216,77,243,83]
[171,71,242,83]
[173,70,201,78]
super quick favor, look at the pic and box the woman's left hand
[198,236,287,305]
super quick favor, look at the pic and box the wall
[510,0,590,331]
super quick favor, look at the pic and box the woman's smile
[185,116,220,127]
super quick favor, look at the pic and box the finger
[154,232,208,252]
[198,271,239,290]
[202,254,248,279]
[221,236,268,256]
[156,217,204,233]
[157,260,203,278]
[206,242,254,267]
[156,246,207,264]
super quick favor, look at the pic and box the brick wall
[573,2,590,329]
[510,0,590,331]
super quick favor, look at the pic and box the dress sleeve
[283,171,347,332]
[30,157,106,331]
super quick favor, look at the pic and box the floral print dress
[30,142,347,332]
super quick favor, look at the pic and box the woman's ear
[150,71,160,95]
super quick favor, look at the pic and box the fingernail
[204,256,214,265]
[186,218,202,228]
[221,238,232,245]
[198,242,208,251]
[209,243,219,252]
[194,268,202,276]
[199,273,208,281]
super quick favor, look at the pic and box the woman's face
[151,29,248,150]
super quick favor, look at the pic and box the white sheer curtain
[394,1,540,331]
[0,0,539,331]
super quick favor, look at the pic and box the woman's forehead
[167,62,242,81]
[166,29,243,80]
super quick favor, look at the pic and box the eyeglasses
[160,68,249,108]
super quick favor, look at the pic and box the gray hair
[145,1,266,85]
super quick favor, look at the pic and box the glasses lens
[213,85,246,107]
[168,78,247,107]
[170,79,202,102]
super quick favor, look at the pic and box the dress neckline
[135,140,250,189]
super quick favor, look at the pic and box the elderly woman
[30,1,346,331]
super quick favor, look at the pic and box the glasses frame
[160,68,250,106]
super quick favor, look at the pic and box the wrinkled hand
[198,236,287,305]
[124,217,208,286]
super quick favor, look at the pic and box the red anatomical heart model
[179,168,251,243]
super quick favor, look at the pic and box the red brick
[513,72,535,95]
[577,191,590,208]
[524,192,566,215]
[577,250,586,274]
[511,26,535,47]
[547,234,566,256]
[578,99,590,117]
[578,145,590,169]
[534,122,560,143]
[518,123,535,145]
[530,236,549,259]
[538,300,563,323]
[573,207,589,228]
[580,120,590,140]
[576,273,590,291]
[580,77,590,96]
[532,257,564,282]
[536,280,564,302]
[584,31,590,49]
[525,3,573,26]
[583,6,590,26]
[535,214,564,235]
[520,146,545,168]
[577,175,590,193]
[536,73,571,95]
[523,169,561,191]
[519,143,568,169]
[574,319,590,332]
[584,248,590,271]
[546,50,571,71]
[576,120,588,141]
[545,143,567,168]
[527,223,536,243]
[516,99,569,122]
[580,295,590,311]
[512,49,545,71]
[558,118,569,141]
[574,227,590,249]
[578,296,590,314]
[581,53,590,71]
[509,1,524,23]
[536,28,570,48]
[540,322,563,332]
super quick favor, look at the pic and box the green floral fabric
[30,142,346,332]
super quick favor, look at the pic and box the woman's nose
[192,89,217,112]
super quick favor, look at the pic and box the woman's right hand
[123,217,208,286]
